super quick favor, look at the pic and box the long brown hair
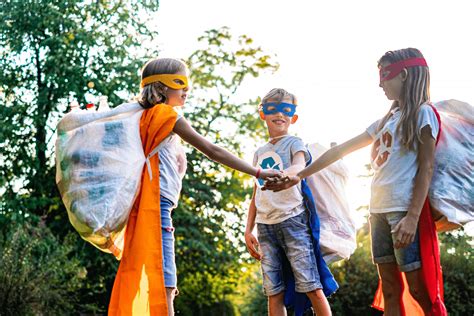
[138,58,188,109]
[377,48,430,151]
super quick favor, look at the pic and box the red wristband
[255,168,261,178]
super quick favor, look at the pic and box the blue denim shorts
[369,212,421,272]
[256,210,323,296]
[160,196,177,288]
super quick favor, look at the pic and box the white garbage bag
[306,143,357,263]
[430,100,474,232]
[55,102,145,258]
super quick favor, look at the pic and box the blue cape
[282,178,339,315]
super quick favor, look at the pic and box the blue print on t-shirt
[258,156,281,186]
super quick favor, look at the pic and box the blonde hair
[259,88,297,111]
[138,58,188,109]
[377,48,430,151]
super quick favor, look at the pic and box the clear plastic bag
[306,143,357,263]
[55,102,145,258]
[430,100,474,232]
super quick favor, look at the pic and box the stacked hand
[258,168,284,181]
[262,174,301,192]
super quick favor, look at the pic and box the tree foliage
[0,0,160,220]
[0,0,158,313]
[1,2,472,315]
[173,27,278,314]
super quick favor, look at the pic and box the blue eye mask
[261,102,297,117]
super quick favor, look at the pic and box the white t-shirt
[159,116,187,207]
[366,104,439,213]
[253,135,310,224]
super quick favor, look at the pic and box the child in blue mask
[245,88,337,316]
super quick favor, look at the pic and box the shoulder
[417,103,440,138]
[417,103,439,124]
[419,103,436,115]
[255,143,270,154]
[284,135,304,145]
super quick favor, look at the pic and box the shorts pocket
[286,211,309,229]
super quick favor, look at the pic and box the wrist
[255,168,261,178]
[405,210,420,221]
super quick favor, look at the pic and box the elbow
[205,144,223,161]
[419,161,434,178]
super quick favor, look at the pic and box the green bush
[328,224,382,315]
[439,230,473,315]
[0,218,92,315]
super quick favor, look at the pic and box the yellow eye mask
[140,74,189,89]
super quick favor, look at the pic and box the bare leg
[306,289,331,316]
[165,287,177,316]
[268,292,286,316]
[377,263,402,316]
[405,268,431,314]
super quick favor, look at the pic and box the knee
[268,291,285,303]
[166,287,178,301]
[306,289,325,301]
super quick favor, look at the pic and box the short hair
[259,88,297,111]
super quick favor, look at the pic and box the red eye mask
[379,57,428,83]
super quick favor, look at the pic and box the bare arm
[244,185,261,260]
[173,118,280,179]
[393,126,436,248]
[298,131,373,179]
[263,131,372,191]
[284,151,306,176]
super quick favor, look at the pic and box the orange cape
[109,104,177,315]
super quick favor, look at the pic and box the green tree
[0,0,160,220]
[173,27,278,315]
[0,1,160,313]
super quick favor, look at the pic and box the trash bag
[430,100,474,232]
[55,102,145,258]
[306,143,357,263]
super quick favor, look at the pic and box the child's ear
[400,69,408,82]
[259,111,265,120]
[291,114,298,124]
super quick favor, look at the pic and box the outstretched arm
[173,118,281,179]
[263,131,372,191]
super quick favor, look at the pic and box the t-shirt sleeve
[290,137,310,164]
[366,119,381,139]
[417,105,439,140]
[252,152,258,167]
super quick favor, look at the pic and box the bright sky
[153,0,474,229]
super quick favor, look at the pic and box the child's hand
[258,168,283,180]
[392,214,418,249]
[245,232,262,260]
[262,175,301,192]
